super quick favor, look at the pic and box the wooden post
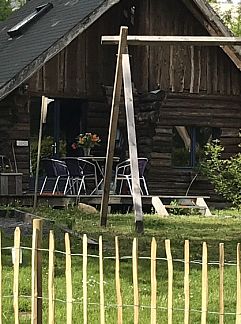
[151,237,157,324]
[201,242,208,324]
[48,231,55,324]
[132,238,139,324]
[31,219,43,324]
[122,53,144,233]
[219,243,224,324]
[115,237,123,324]
[236,243,241,324]
[83,234,88,324]
[184,240,190,324]
[165,240,173,324]
[13,227,20,324]
[65,233,72,324]
[0,232,2,324]
[33,96,47,210]
[99,236,105,324]
[100,26,128,227]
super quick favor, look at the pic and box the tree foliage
[0,0,12,21]
[201,142,241,208]
[0,0,26,21]
[208,0,241,36]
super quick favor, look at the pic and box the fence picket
[165,239,173,324]
[236,243,241,324]
[31,226,38,324]
[184,240,190,324]
[132,238,139,324]
[0,232,2,324]
[65,233,72,324]
[219,243,224,324]
[48,231,55,324]
[99,236,105,324]
[83,234,88,324]
[13,227,20,324]
[151,237,157,324]
[201,242,208,324]
[115,237,123,324]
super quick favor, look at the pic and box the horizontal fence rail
[0,221,241,323]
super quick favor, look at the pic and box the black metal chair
[64,157,98,195]
[113,158,149,195]
[40,158,71,195]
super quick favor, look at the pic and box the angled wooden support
[152,196,169,217]
[122,53,144,233]
[100,26,128,227]
[196,197,212,216]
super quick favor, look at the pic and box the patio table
[77,156,120,194]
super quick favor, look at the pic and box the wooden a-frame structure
[100,26,241,233]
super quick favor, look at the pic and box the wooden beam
[100,26,128,227]
[102,35,241,46]
[122,53,144,233]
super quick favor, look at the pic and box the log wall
[12,0,241,199]
[28,0,241,97]
[0,90,30,189]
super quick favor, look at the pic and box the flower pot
[82,147,91,156]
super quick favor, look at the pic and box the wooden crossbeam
[102,35,241,46]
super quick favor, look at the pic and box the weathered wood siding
[135,93,241,197]
[25,0,241,200]
[0,91,30,189]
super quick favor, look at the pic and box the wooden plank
[165,240,173,324]
[48,231,55,324]
[31,226,38,324]
[122,53,144,233]
[151,237,157,324]
[152,196,169,216]
[184,240,190,324]
[99,236,105,324]
[132,238,139,324]
[236,243,241,324]
[65,233,72,324]
[196,198,212,216]
[201,242,208,324]
[0,232,2,324]
[219,243,224,324]
[115,237,123,324]
[13,227,20,324]
[100,26,128,227]
[102,36,241,46]
[83,234,88,324]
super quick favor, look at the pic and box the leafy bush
[201,141,241,208]
[30,136,66,175]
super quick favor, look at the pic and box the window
[172,126,221,167]
[8,3,53,38]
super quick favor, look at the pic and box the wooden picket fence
[1,219,241,323]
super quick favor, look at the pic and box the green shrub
[201,141,241,208]
[30,136,66,175]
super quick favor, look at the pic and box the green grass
[2,207,241,323]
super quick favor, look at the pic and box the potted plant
[72,133,101,156]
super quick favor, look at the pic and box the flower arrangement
[71,133,101,149]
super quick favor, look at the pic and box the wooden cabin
[0,0,241,203]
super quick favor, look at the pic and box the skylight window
[8,3,53,38]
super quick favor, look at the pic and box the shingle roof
[0,0,120,99]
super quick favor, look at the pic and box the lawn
[1,207,241,323]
